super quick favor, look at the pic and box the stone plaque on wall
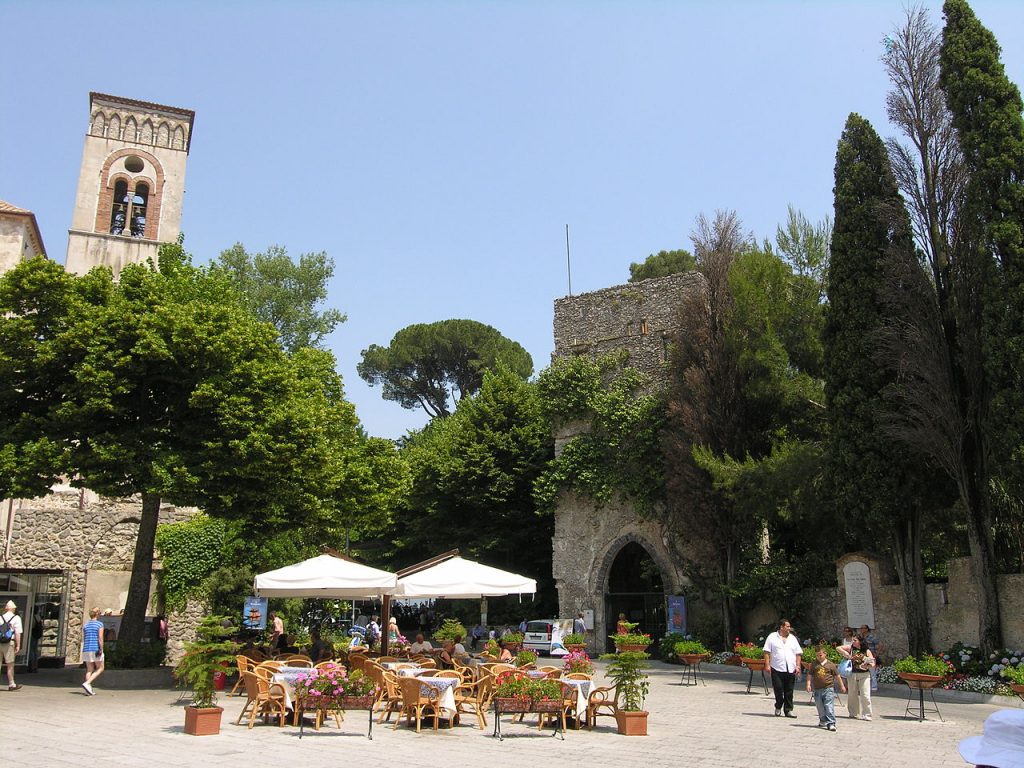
[843,561,875,628]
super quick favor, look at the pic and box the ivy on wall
[535,352,666,515]
[155,514,227,611]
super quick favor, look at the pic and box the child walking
[806,645,846,731]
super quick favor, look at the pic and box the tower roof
[90,92,196,152]
[0,199,47,259]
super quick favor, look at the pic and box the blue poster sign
[666,595,686,635]
[243,596,268,630]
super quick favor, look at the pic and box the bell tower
[65,92,194,276]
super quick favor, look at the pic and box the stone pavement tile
[4,662,1016,767]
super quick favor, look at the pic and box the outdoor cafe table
[560,678,592,717]
[409,674,458,716]
[271,666,315,711]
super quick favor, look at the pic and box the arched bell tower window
[130,183,149,238]
[108,178,150,238]
[109,179,129,235]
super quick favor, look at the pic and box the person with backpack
[1,600,23,691]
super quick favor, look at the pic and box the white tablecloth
[414,674,458,715]
[561,678,592,713]
[271,666,315,711]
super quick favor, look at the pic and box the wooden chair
[488,663,515,676]
[348,653,368,672]
[238,671,288,729]
[413,657,437,669]
[377,656,398,663]
[284,654,313,665]
[416,669,439,677]
[230,655,256,697]
[256,660,283,672]
[314,661,342,671]
[396,676,443,732]
[586,683,620,730]
[434,669,463,680]
[537,665,561,674]
[455,672,494,729]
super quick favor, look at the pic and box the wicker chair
[586,683,620,730]
[396,676,444,732]
[454,672,494,729]
[238,671,288,729]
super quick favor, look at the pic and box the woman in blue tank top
[80,607,105,695]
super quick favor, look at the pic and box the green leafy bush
[733,641,764,660]
[658,632,689,660]
[801,644,842,664]
[893,654,952,677]
[432,618,467,644]
[515,649,538,667]
[673,640,710,656]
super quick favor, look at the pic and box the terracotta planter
[340,694,376,710]
[676,653,709,665]
[565,644,587,653]
[532,698,564,713]
[614,709,648,736]
[1009,683,1024,696]
[494,696,532,712]
[184,705,223,736]
[897,671,945,689]
[739,657,767,671]
[616,644,650,653]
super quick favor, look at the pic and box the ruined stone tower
[65,92,194,275]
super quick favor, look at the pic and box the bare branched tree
[883,6,967,284]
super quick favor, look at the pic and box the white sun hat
[958,710,1024,768]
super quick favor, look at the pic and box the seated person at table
[309,628,332,662]
[348,626,368,651]
[409,633,433,654]
[438,640,456,669]
[498,640,514,663]
[453,635,468,656]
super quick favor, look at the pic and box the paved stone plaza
[6,662,1019,767]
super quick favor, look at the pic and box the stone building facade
[0,200,46,272]
[551,272,709,651]
[1,487,195,665]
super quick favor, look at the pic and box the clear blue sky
[3,1,1022,439]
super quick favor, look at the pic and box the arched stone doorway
[601,540,665,651]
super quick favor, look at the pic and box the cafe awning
[254,553,397,598]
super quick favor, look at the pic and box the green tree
[937,0,1024,650]
[774,205,831,302]
[628,249,695,282]
[664,211,828,646]
[0,246,356,645]
[825,113,939,654]
[393,366,553,604]
[214,243,345,353]
[358,319,533,418]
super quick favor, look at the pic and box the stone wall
[552,271,704,388]
[760,554,1024,658]
[2,487,196,663]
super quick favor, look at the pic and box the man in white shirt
[1,600,24,691]
[763,618,802,718]
[409,633,433,654]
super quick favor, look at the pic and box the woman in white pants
[839,635,875,720]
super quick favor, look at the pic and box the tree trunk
[890,511,929,657]
[962,462,1002,654]
[118,492,162,647]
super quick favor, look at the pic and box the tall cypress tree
[939,0,1024,650]
[825,114,933,654]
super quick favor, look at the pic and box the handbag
[838,659,853,678]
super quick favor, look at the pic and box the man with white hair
[1,600,23,691]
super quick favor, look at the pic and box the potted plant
[599,650,649,735]
[503,631,524,653]
[734,641,767,670]
[1002,663,1024,695]
[563,649,595,676]
[484,638,501,657]
[493,670,534,712]
[174,615,239,736]
[563,632,586,652]
[894,654,952,687]
[514,649,538,667]
[612,621,651,653]
[673,639,710,665]
[293,666,378,713]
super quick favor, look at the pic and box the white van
[522,618,573,656]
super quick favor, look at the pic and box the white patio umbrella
[393,555,536,599]
[254,553,398,598]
